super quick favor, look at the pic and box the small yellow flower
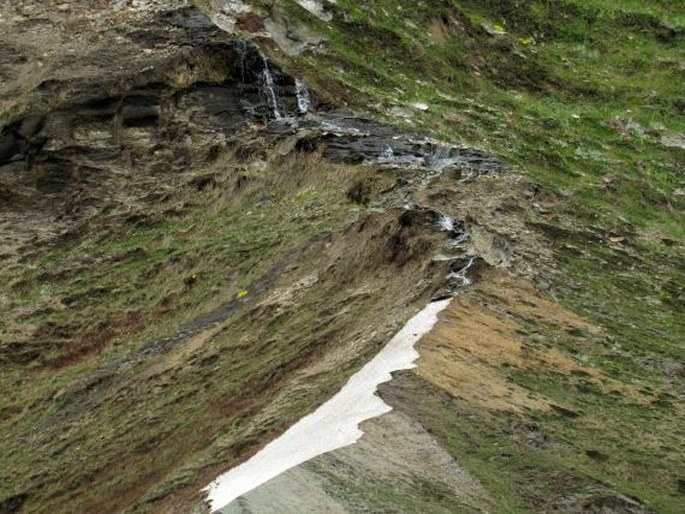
[236,290,248,299]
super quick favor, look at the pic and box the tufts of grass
[252,0,685,510]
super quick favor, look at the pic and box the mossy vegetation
[2,0,683,511]
[0,147,387,511]
[1,150,364,366]
[243,0,684,511]
[274,0,682,228]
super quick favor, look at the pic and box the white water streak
[295,79,311,114]
[379,144,394,160]
[449,257,475,286]
[261,55,282,120]
[204,299,451,512]
[438,215,455,232]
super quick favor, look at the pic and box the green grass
[3,0,683,511]
[275,0,683,235]
[0,150,377,510]
[241,0,685,510]
[1,151,362,367]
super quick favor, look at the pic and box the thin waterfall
[295,79,311,114]
[261,54,282,120]
[380,144,394,160]
[449,257,475,286]
[236,40,247,86]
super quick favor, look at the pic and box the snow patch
[204,299,451,512]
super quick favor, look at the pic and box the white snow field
[204,299,451,512]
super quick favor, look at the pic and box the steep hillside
[1,1,683,513]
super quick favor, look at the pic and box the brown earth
[418,268,647,414]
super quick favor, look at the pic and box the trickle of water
[261,55,282,120]
[236,40,247,85]
[449,232,469,246]
[449,257,475,287]
[424,145,459,172]
[438,215,454,232]
[380,144,394,160]
[295,79,311,114]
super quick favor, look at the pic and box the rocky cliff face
[1,3,293,266]
[1,1,683,513]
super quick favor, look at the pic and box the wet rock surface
[1,15,502,258]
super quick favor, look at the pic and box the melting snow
[204,299,451,512]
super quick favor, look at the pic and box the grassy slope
[1,0,682,511]
[1,152,358,367]
[0,149,380,510]
[256,0,684,511]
